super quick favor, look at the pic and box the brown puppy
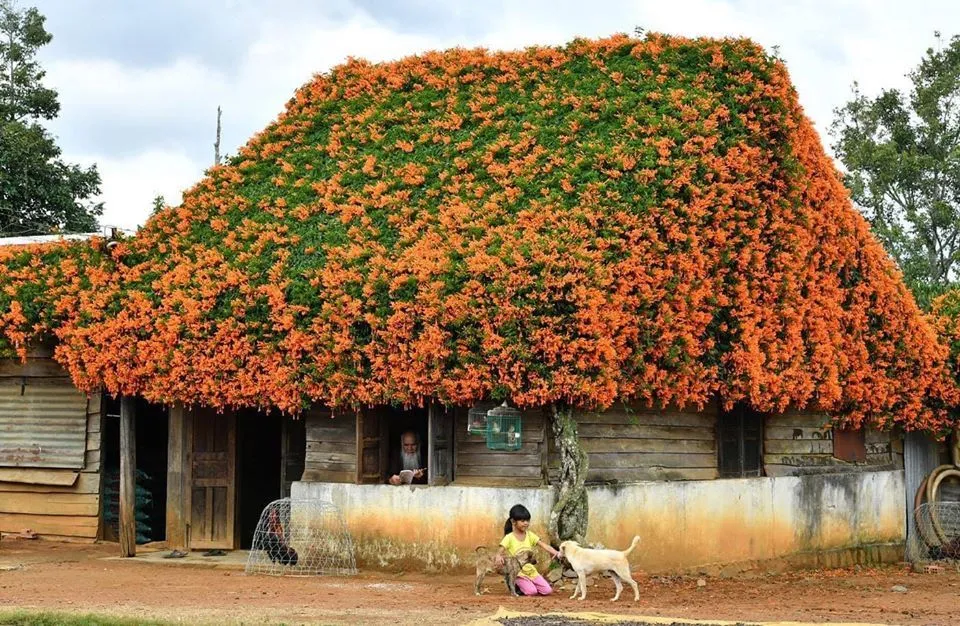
[474,547,537,596]
[558,536,640,601]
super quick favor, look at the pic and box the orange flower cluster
[1,34,957,431]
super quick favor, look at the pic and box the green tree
[831,33,960,309]
[0,0,101,235]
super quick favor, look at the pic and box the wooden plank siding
[455,406,547,487]
[0,357,102,541]
[549,402,720,484]
[763,410,899,477]
[302,408,356,483]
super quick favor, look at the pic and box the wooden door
[428,403,454,485]
[356,408,386,484]
[187,407,236,549]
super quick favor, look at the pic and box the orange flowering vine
[0,33,957,433]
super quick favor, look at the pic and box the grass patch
[0,611,180,626]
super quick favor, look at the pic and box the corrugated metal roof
[0,381,88,469]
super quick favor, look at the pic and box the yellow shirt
[499,530,540,579]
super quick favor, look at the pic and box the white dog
[558,536,641,601]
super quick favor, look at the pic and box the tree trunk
[548,403,588,544]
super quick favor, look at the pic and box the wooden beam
[165,403,187,550]
[119,395,136,557]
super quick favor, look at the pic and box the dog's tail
[622,535,641,556]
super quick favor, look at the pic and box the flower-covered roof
[1,34,955,431]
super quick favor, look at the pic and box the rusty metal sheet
[0,379,88,469]
[833,427,866,463]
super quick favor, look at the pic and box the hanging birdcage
[485,401,522,451]
[467,401,496,435]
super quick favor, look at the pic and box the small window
[832,426,866,462]
[718,403,764,478]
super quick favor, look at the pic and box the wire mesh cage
[467,401,498,435]
[245,498,358,577]
[485,401,522,451]
[908,502,960,567]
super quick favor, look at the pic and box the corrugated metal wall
[904,431,939,561]
[0,356,102,541]
[0,381,88,469]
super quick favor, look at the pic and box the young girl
[496,504,559,596]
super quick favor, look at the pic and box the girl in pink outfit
[495,504,559,595]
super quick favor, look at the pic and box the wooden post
[165,403,187,549]
[119,395,137,557]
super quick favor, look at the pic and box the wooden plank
[306,440,356,455]
[765,413,832,429]
[86,391,103,421]
[83,449,100,472]
[1,492,99,516]
[119,396,136,557]
[574,411,715,428]
[763,453,844,467]
[577,423,715,440]
[0,512,99,536]
[452,441,542,455]
[765,426,833,441]
[579,438,715,454]
[585,452,718,469]
[300,469,354,483]
[764,439,834,455]
[304,460,356,473]
[0,471,97,493]
[457,452,541,467]
[166,403,187,550]
[456,464,542,478]
[304,451,355,464]
[85,430,101,452]
[0,468,79,486]
[580,467,718,482]
[453,476,543,488]
[0,359,69,377]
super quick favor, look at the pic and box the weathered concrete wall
[294,481,554,570]
[586,469,904,572]
[294,469,904,573]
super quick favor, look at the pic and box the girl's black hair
[503,504,531,535]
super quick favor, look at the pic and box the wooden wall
[0,357,102,541]
[548,401,720,484]
[763,410,899,477]
[454,406,547,487]
[302,408,355,483]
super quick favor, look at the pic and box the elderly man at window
[387,430,427,485]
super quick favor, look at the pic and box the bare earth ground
[0,541,958,625]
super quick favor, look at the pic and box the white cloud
[71,150,201,231]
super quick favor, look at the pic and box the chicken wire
[245,498,358,577]
[908,502,960,567]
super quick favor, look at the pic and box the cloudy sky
[29,0,957,231]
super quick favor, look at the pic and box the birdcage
[245,498,358,577]
[467,401,497,435]
[485,401,522,451]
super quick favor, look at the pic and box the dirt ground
[0,541,958,625]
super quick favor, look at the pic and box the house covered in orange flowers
[1,34,957,572]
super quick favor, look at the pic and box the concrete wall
[294,469,905,573]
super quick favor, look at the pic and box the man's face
[402,434,418,455]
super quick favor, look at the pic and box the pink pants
[515,574,553,596]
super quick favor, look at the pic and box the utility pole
[214,105,222,166]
